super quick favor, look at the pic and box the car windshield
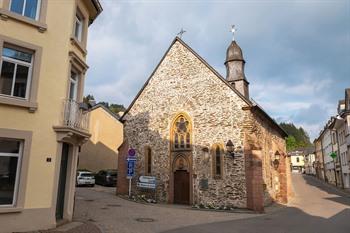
[81,173,94,177]
[107,171,117,176]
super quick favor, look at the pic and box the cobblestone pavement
[73,185,260,233]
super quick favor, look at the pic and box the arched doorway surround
[169,113,193,204]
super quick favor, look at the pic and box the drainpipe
[333,157,338,187]
[320,139,327,183]
[335,130,344,189]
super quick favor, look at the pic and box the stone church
[117,36,292,211]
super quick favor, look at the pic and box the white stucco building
[331,90,350,190]
[321,127,337,185]
[304,148,316,176]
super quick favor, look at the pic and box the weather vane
[177,28,186,38]
[230,25,237,41]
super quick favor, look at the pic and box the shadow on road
[160,207,350,233]
[159,175,350,233]
[301,175,350,206]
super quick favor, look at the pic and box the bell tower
[225,25,249,99]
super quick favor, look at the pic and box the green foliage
[83,94,95,107]
[279,122,312,151]
[98,101,126,114]
[83,94,126,115]
[109,103,126,114]
[286,135,297,151]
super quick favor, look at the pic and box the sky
[85,0,350,140]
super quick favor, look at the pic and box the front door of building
[56,143,69,220]
[174,170,189,205]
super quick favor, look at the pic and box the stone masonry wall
[122,40,250,208]
[247,110,290,205]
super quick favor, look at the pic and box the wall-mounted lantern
[202,147,210,162]
[273,151,280,170]
[226,140,235,159]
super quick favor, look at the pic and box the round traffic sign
[128,148,136,157]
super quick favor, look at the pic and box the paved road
[74,174,350,233]
[74,186,258,233]
[162,174,350,233]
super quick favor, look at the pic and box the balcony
[61,99,89,131]
[53,99,91,145]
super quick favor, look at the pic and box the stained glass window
[173,115,191,150]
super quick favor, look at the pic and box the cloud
[85,0,350,140]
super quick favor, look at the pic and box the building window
[69,71,78,101]
[215,146,221,176]
[0,46,33,99]
[172,114,191,150]
[74,10,83,42]
[145,147,152,175]
[10,0,41,20]
[0,138,22,206]
[212,144,223,178]
[296,157,300,163]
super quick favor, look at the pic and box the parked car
[95,169,117,186]
[76,171,95,187]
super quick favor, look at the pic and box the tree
[286,135,297,151]
[83,94,95,108]
[279,122,312,151]
[109,104,126,114]
[98,101,126,114]
[83,94,95,104]
[83,94,126,114]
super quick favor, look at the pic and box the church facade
[117,37,292,211]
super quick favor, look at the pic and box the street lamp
[273,151,280,170]
[202,147,210,162]
[226,140,235,159]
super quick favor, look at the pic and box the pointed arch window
[145,147,152,175]
[172,115,191,151]
[215,146,221,175]
[212,144,223,178]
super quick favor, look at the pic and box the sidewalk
[25,221,103,233]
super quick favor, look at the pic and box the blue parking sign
[127,157,136,179]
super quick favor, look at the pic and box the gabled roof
[90,104,121,122]
[121,37,287,138]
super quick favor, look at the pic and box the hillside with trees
[279,122,312,151]
[83,94,126,115]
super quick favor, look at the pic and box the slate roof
[225,41,245,63]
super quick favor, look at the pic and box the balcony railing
[61,99,89,132]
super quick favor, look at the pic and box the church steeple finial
[230,25,237,41]
[225,25,249,99]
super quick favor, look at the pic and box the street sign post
[126,148,137,198]
[127,158,136,179]
[137,176,156,189]
[137,176,157,202]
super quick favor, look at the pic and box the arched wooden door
[174,169,190,204]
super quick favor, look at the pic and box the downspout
[333,157,338,187]
[335,130,344,188]
[320,139,327,183]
